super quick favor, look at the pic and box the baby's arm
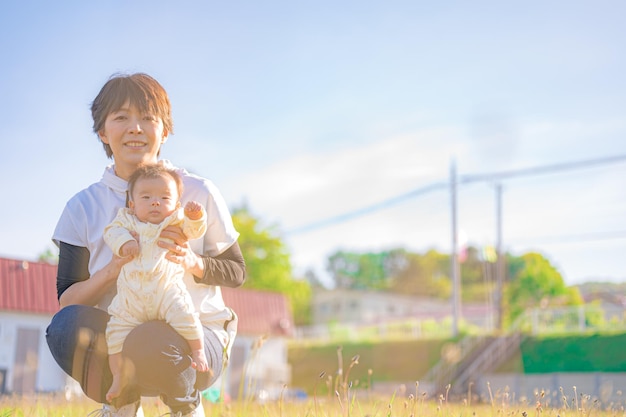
[104,210,140,258]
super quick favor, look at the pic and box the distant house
[311,288,494,327]
[580,290,626,323]
[0,256,294,399]
[0,257,65,394]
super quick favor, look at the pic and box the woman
[46,73,246,417]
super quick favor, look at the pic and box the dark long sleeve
[56,241,91,300]
[195,241,246,287]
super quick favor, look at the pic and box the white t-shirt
[52,160,239,344]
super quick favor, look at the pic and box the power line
[460,154,626,183]
[285,154,626,235]
[508,230,626,246]
[286,181,448,235]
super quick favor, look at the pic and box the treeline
[325,247,582,326]
[231,206,582,327]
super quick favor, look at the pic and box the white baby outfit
[104,206,207,354]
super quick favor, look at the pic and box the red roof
[0,256,294,337]
[223,287,294,337]
[0,257,60,315]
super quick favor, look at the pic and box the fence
[293,304,626,343]
[522,304,626,335]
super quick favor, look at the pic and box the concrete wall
[476,373,626,407]
[228,335,291,400]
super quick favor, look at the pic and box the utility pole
[450,159,461,337]
[495,183,504,331]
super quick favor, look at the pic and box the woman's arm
[57,242,131,308]
[196,242,246,287]
[157,228,246,288]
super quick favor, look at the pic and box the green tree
[326,250,398,290]
[37,247,59,264]
[231,205,311,325]
[326,247,486,299]
[460,245,509,303]
[504,252,582,326]
[388,249,452,298]
[460,246,485,285]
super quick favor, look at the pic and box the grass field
[3,335,626,416]
[1,384,625,417]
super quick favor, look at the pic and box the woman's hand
[159,225,205,278]
[119,239,139,258]
[110,252,136,271]
[59,253,134,308]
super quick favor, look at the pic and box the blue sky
[1,1,625,286]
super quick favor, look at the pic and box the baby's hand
[184,201,204,221]
[120,240,139,258]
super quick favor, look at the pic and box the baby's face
[129,175,180,224]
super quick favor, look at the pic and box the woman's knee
[45,305,113,403]
[123,321,190,370]
[122,321,196,396]
[48,305,109,335]
[47,305,81,338]
[46,305,109,364]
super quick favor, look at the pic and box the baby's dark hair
[127,164,183,202]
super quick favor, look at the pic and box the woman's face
[98,101,168,180]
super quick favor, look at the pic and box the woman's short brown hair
[91,73,173,159]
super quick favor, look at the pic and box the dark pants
[46,305,222,413]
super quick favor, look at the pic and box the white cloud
[229,126,468,227]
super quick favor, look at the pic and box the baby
[104,164,208,402]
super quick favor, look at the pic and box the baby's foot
[191,349,209,372]
[106,375,123,402]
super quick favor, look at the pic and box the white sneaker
[163,401,205,417]
[87,400,143,417]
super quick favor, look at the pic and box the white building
[0,257,69,393]
[313,288,494,327]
